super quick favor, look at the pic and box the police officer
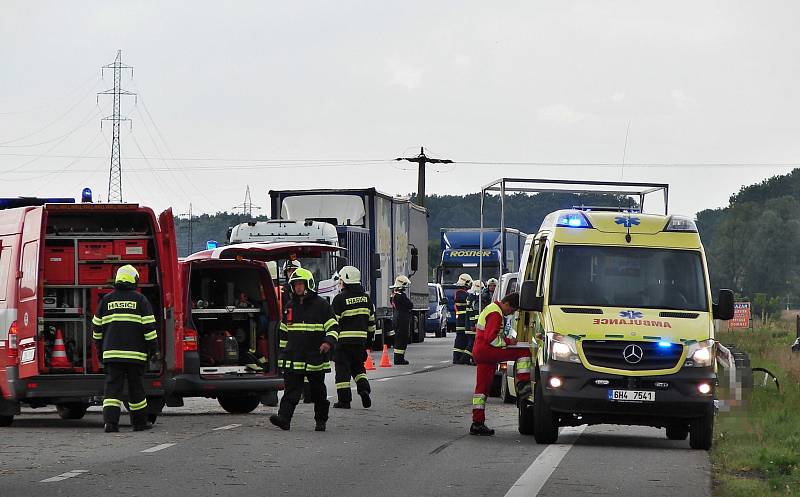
[390,275,413,365]
[271,268,339,432]
[452,273,472,364]
[92,265,160,433]
[331,266,375,409]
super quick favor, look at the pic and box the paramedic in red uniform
[469,292,531,436]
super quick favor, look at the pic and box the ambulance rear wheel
[218,395,261,414]
[56,402,89,420]
[0,415,13,427]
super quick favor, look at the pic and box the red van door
[157,208,182,373]
[17,208,43,378]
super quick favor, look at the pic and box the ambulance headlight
[685,339,715,367]
[549,334,581,363]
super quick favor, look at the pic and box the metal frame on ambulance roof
[477,178,670,298]
[183,242,345,263]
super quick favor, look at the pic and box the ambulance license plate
[608,389,655,402]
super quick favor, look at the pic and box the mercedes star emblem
[623,344,644,364]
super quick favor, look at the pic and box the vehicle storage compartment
[40,210,163,376]
[188,265,271,376]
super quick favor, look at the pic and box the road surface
[0,337,711,496]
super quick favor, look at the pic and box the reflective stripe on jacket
[475,302,506,348]
[92,287,158,364]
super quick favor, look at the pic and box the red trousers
[472,343,531,423]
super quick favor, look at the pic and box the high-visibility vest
[476,302,506,348]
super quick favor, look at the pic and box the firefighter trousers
[471,345,532,424]
[102,362,148,427]
[334,345,370,403]
[464,331,476,364]
[393,317,410,361]
[453,329,467,363]
[279,371,330,423]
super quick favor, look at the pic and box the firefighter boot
[269,414,291,431]
[470,423,495,436]
[359,391,372,409]
[333,401,350,409]
[314,400,330,432]
[133,423,153,432]
[104,423,119,433]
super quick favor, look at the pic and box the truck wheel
[218,395,261,414]
[501,369,515,404]
[533,381,559,444]
[56,402,89,420]
[0,415,13,427]
[665,424,689,440]
[689,409,714,450]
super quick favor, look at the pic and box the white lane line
[402,372,413,375]
[213,423,241,431]
[440,360,450,364]
[503,426,586,497]
[40,469,88,483]
[424,365,434,369]
[141,443,176,453]
[377,378,392,382]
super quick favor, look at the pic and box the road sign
[730,302,751,329]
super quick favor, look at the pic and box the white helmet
[340,265,361,285]
[392,275,411,289]
[486,278,499,287]
[456,273,472,287]
[282,259,302,274]
[471,280,484,293]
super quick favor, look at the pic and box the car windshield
[441,264,500,285]
[428,286,439,303]
[549,245,708,311]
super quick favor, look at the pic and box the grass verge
[713,328,800,496]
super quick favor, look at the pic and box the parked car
[426,283,449,338]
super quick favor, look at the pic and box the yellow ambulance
[514,208,734,450]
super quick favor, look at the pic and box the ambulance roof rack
[572,205,642,213]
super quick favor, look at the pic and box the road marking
[41,469,88,483]
[440,360,450,364]
[141,443,176,453]
[424,365,434,369]
[377,378,392,382]
[402,372,413,375]
[503,426,586,497]
[213,423,241,431]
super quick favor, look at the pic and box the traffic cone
[379,344,392,368]
[50,328,71,369]
[364,349,376,371]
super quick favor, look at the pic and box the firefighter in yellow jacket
[92,265,160,433]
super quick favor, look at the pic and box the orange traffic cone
[364,349,376,371]
[50,328,71,369]
[379,344,392,368]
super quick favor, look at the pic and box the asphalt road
[0,337,711,496]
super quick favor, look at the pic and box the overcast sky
[1,1,798,218]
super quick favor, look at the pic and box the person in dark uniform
[452,273,472,364]
[390,275,413,365]
[464,280,483,366]
[331,266,375,409]
[92,265,160,433]
[271,268,339,432]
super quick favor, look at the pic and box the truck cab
[513,209,734,450]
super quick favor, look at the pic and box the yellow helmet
[115,264,139,285]
[288,267,316,292]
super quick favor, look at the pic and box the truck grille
[580,340,683,371]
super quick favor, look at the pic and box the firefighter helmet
[486,278,499,287]
[392,275,411,289]
[339,265,361,285]
[288,267,315,292]
[456,273,472,287]
[282,259,302,274]
[115,264,139,285]
[471,280,484,293]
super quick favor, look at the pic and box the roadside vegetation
[713,325,800,496]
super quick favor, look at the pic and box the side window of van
[535,240,549,297]
[20,242,38,300]
[0,246,10,300]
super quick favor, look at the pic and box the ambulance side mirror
[518,280,543,312]
[713,289,735,321]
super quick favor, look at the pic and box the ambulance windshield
[549,246,708,311]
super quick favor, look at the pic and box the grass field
[713,326,800,496]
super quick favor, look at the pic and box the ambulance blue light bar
[556,211,592,229]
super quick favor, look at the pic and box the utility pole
[232,185,261,219]
[395,147,453,207]
[98,50,136,203]
[184,203,193,255]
